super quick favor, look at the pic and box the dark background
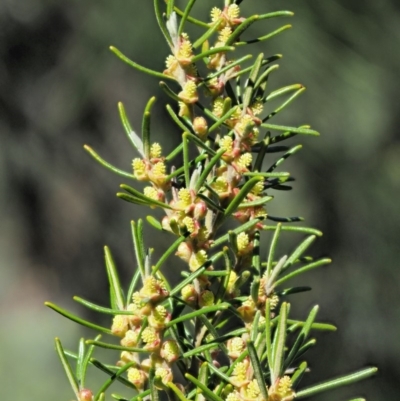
[1,0,399,400]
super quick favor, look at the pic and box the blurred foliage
[0,0,399,400]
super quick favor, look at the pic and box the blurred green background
[1,0,399,400]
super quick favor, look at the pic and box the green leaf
[264,299,272,368]
[90,358,137,390]
[296,368,378,399]
[236,25,292,46]
[146,215,163,231]
[275,258,332,287]
[237,195,273,209]
[267,83,304,101]
[170,266,206,296]
[178,0,197,35]
[166,303,229,327]
[211,217,265,248]
[154,0,173,46]
[73,296,133,315]
[172,5,208,28]
[223,176,264,220]
[203,55,252,82]
[195,362,209,401]
[195,148,226,192]
[45,302,112,334]
[153,235,187,274]
[127,268,141,306]
[182,343,218,359]
[76,338,85,386]
[166,0,174,18]
[119,184,173,209]
[267,144,303,172]
[55,338,80,400]
[131,220,146,280]
[261,122,319,136]
[86,340,150,353]
[117,102,144,156]
[193,19,221,49]
[291,361,308,387]
[250,278,260,305]
[142,97,156,159]
[284,306,318,370]
[242,53,264,112]
[286,319,336,331]
[247,341,269,401]
[208,106,238,133]
[104,246,125,311]
[226,15,259,45]
[283,235,317,272]
[166,104,191,133]
[192,46,235,63]
[262,224,323,236]
[80,334,101,389]
[160,81,182,103]
[149,368,159,401]
[110,46,174,81]
[265,87,305,120]
[185,373,224,401]
[94,361,137,401]
[83,146,135,180]
[271,302,288,382]
[266,223,282,277]
[167,382,190,401]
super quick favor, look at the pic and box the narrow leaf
[104,246,125,310]
[94,361,137,401]
[55,338,80,400]
[84,146,135,179]
[118,102,144,155]
[185,373,224,401]
[261,123,319,136]
[271,302,288,382]
[291,361,308,387]
[223,176,264,219]
[110,46,174,80]
[296,368,378,399]
[45,302,112,334]
[275,258,332,287]
[247,341,269,401]
[192,46,235,63]
[167,303,229,327]
[142,97,156,159]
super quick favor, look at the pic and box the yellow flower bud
[150,142,162,159]
[111,315,129,337]
[127,367,147,390]
[161,340,180,363]
[199,290,215,307]
[193,116,208,140]
[78,389,93,401]
[189,250,208,271]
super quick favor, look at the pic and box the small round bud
[111,315,129,337]
[181,284,197,304]
[79,389,93,401]
[193,116,208,140]
[176,241,193,263]
[194,201,207,220]
[199,290,215,307]
[127,367,147,390]
[161,340,180,363]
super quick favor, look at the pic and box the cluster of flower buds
[111,275,179,389]
[132,142,170,206]
[128,3,280,395]
[223,342,294,401]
